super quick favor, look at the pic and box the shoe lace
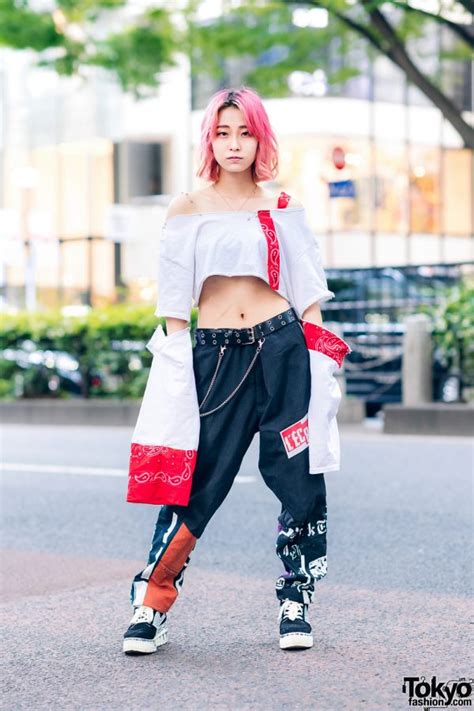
[132,606,154,624]
[280,600,305,622]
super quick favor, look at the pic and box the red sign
[332,146,345,170]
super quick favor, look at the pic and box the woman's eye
[216,131,252,137]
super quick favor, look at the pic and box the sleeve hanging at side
[154,219,196,322]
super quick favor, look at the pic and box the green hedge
[2,284,472,401]
[419,281,474,391]
[0,305,198,400]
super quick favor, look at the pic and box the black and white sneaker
[278,599,313,650]
[123,605,168,655]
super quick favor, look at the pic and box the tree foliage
[0,0,472,144]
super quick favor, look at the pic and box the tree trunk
[363,2,474,149]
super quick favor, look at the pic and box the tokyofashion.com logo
[402,676,473,706]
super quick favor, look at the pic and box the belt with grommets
[195,307,299,347]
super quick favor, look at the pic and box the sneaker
[278,599,313,650]
[123,605,168,655]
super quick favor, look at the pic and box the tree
[185,0,474,147]
[0,0,472,147]
[0,0,181,96]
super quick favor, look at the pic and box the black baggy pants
[130,309,328,612]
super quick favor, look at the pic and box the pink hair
[196,86,279,183]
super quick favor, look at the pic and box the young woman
[123,86,351,654]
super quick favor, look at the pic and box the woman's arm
[301,302,324,327]
[166,316,189,335]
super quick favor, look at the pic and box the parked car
[0,342,103,397]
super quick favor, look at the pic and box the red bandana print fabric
[256,191,292,290]
[127,444,197,506]
[302,321,351,368]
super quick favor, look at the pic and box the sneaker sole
[123,627,168,655]
[280,632,313,650]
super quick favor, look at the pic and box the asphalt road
[1,422,472,711]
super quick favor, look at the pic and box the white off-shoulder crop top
[154,191,335,322]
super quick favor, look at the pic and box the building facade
[0,11,472,312]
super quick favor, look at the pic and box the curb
[0,396,365,427]
[383,403,474,436]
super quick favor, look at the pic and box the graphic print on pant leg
[130,505,197,613]
[275,496,327,606]
[279,414,309,459]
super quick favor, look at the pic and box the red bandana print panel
[256,191,291,290]
[302,321,352,368]
[127,443,197,506]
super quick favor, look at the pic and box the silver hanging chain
[198,338,265,417]
[198,344,227,413]
[212,182,258,212]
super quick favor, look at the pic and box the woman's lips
[227,157,242,160]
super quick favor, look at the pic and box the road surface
[1,422,472,710]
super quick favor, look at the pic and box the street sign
[328,180,356,198]
[332,146,345,170]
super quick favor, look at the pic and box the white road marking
[1,463,126,476]
[0,462,256,482]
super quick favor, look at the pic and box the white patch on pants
[308,555,327,580]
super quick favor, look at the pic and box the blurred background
[0,0,473,417]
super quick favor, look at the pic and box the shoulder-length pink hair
[196,86,279,183]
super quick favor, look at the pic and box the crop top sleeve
[154,218,196,322]
[282,209,335,318]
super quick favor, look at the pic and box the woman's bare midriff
[196,274,291,328]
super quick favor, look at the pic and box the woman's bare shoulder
[165,192,201,219]
[165,188,304,218]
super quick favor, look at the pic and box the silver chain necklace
[212,181,258,212]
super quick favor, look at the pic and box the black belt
[195,307,300,347]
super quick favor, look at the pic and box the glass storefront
[263,136,472,242]
[443,148,472,236]
[273,136,373,235]
[374,142,409,235]
[2,139,115,310]
[409,145,441,234]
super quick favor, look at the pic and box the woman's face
[211,106,258,176]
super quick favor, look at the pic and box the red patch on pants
[280,414,309,458]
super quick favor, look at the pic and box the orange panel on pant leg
[143,562,180,612]
[143,522,197,612]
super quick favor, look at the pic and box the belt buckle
[243,326,255,345]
